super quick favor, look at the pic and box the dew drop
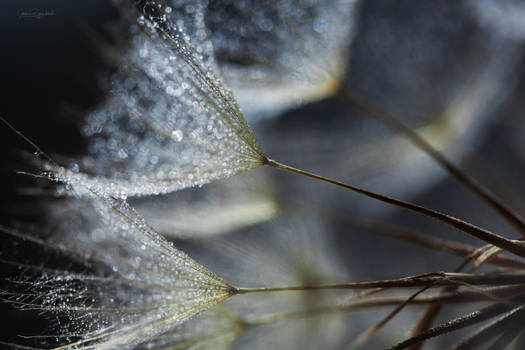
[171,129,183,142]
[313,18,326,33]
[166,85,175,95]
[118,149,128,159]
[69,163,79,173]
[91,229,105,242]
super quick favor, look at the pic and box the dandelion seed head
[68,0,265,198]
[138,306,244,349]
[3,183,235,349]
[206,0,358,120]
[182,216,350,349]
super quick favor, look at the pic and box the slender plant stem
[341,88,525,238]
[389,302,517,350]
[450,305,525,350]
[350,286,431,349]
[406,248,480,350]
[234,271,525,295]
[279,198,525,269]
[233,285,525,341]
[265,158,525,258]
[244,285,525,326]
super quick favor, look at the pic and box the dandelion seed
[3,187,235,349]
[59,0,266,198]
[179,217,350,349]
[1,177,354,349]
[203,0,358,120]
[57,0,357,198]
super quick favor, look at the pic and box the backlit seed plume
[184,217,350,349]
[130,173,279,238]
[137,306,244,350]
[470,0,525,40]
[2,186,234,349]
[64,0,266,198]
[206,0,358,120]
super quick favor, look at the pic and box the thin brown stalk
[389,301,524,350]
[238,285,525,328]
[350,287,431,349]
[351,243,501,350]
[409,289,454,350]
[450,305,525,350]
[406,243,495,350]
[340,88,525,238]
[280,199,525,269]
[234,271,525,295]
[266,158,525,258]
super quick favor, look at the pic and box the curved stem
[341,88,525,238]
[237,285,525,331]
[406,245,484,350]
[450,305,525,350]
[266,158,525,258]
[234,271,525,295]
[279,198,525,269]
[246,290,511,326]
[350,286,431,349]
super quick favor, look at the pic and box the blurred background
[1,0,525,348]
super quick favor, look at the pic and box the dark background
[0,1,119,343]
